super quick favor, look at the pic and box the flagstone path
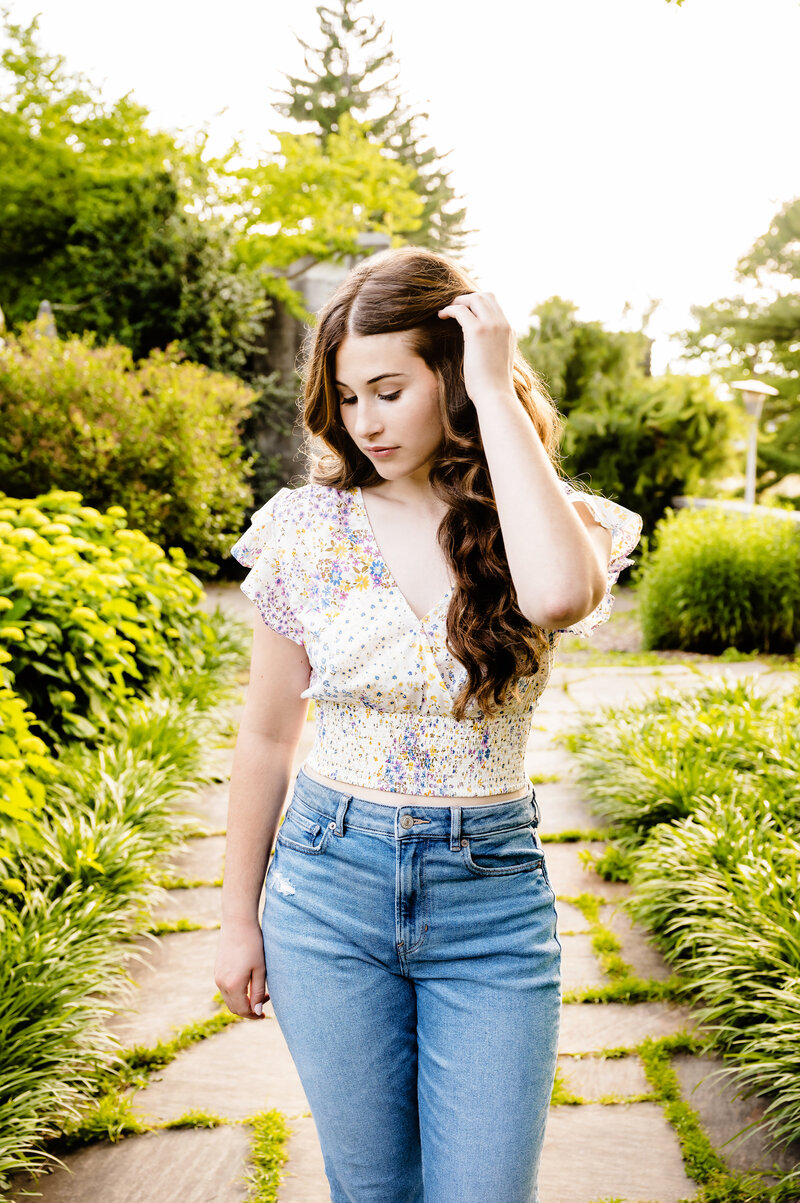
[11,585,799,1202]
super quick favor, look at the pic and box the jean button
[400,814,414,829]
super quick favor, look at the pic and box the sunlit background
[4,0,799,372]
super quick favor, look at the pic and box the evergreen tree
[519,298,737,532]
[272,0,472,255]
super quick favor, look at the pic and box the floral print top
[231,482,642,797]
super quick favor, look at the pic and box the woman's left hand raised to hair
[437,292,517,407]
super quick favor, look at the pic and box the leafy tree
[0,11,427,508]
[674,195,800,496]
[213,112,425,320]
[0,12,422,345]
[272,0,471,255]
[520,297,738,532]
[0,10,270,372]
[520,296,652,413]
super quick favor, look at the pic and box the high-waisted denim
[262,767,562,1203]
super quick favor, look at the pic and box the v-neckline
[355,487,453,625]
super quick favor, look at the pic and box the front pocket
[276,805,333,855]
[461,823,544,878]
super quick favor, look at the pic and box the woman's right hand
[214,920,268,1019]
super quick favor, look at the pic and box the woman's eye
[339,391,401,405]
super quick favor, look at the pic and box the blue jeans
[262,768,561,1203]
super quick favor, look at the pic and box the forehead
[334,331,420,383]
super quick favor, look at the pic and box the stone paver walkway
[12,585,798,1201]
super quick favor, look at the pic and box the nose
[352,398,384,442]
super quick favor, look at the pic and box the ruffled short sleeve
[230,487,305,645]
[558,481,643,637]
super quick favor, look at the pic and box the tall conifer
[272,0,471,254]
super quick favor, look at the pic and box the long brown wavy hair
[299,245,565,720]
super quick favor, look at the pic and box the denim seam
[275,824,333,856]
[288,816,539,839]
[460,850,546,879]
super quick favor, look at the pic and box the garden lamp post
[730,379,780,507]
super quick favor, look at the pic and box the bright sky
[4,0,799,374]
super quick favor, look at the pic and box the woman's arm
[438,292,610,629]
[475,400,611,628]
[214,619,311,1018]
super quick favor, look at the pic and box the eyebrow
[334,372,407,388]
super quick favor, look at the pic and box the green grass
[157,875,224,889]
[244,1109,291,1202]
[163,1110,227,1130]
[638,1038,800,1202]
[118,1009,241,1084]
[559,678,800,1175]
[58,1091,147,1151]
[0,611,249,1191]
[146,918,218,935]
[44,1006,243,1157]
[550,1066,584,1106]
[559,890,686,1004]
[540,828,610,844]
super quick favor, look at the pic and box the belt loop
[449,805,462,851]
[333,794,351,837]
[530,786,540,827]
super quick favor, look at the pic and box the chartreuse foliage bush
[637,507,800,654]
[562,678,800,1171]
[0,324,257,574]
[0,489,224,745]
[0,490,251,1191]
[0,685,54,880]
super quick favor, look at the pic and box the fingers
[249,966,269,1019]
[438,302,479,326]
[214,924,270,1019]
[438,291,506,325]
[216,979,253,1018]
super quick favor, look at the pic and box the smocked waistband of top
[291,766,538,837]
[306,700,533,798]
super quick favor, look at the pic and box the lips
[366,446,398,453]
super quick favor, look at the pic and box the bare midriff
[301,761,530,807]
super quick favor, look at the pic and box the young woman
[215,246,642,1202]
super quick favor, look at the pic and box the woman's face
[334,331,443,481]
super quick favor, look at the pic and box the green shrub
[0,617,248,1189]
[0,325,257,573]
[0,481,252,1186]
[0,684,53,877]
[630,795,800,1153]
[560,373,738,536]
[637,507,800,653]
[0,489,226,745]
[562,678,800,1164]
[563,678,800,849]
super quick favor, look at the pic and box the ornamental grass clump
[0,668,247,1188]
[637,507,800,654]
[0,489,251,1188]
[563,678,799,850]
[630,794,800,1155]
[561,677,800,1168]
